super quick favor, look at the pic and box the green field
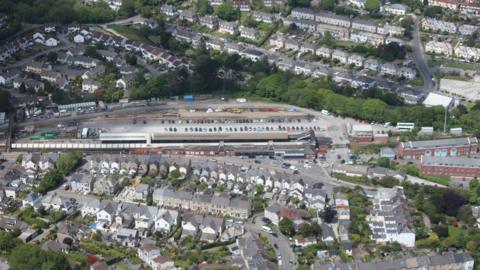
[420,175,450,186]
[107,25,152,44]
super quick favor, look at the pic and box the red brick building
[420,156,480,178]
[398,137,478,160]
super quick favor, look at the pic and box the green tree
[279,217,295,236]
[84,46,100,59]
[319,0,336,10]
[287,0,310,7]
[56,152,81,176]
[16,154,23,164]
[37,169,64,194]
[376,157,393,169]
[362,99,386,121]
[377,176,400,188]
[432,225,448,238]
[91,231,102,241]
[62,237,73,246]
[215,1,240,21]
[46,52,58,63]
[469,179,479,204]
[320,206,337,223]
[119,0,136,17]
[365,0,380,13]
[423,6,442,18]
[9,244,70,270]
[125,54,137,65]
[255,74,287,99]
[196,0,213,15]
[0,231,21,255]
[297,223,322,237]
[170,169,181,179]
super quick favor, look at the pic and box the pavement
[411,16,435,92]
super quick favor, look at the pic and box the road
[411,16,435,92]
[245,214,296,269]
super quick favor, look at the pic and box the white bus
[396,122,415,132]
[262,225,273,234]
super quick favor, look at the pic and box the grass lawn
[448,226,463,238]
[429,59,480,71]
[115,262,129,270]
[335,40,357,49]
[443,75,470,81]
[256,22,275,32]
[408,76,424,86]
[107,25,151,44]
[80,239,126,259]
[67,251,87,265]
[420,175,450,185]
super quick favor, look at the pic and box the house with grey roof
[182,212,204,237]
[239,26,261,40]
[200,216,224,242]
[367,166,405,181]
[42,193,75,213]
[114,228,139,247]
[93,175,120,196]
[352,18,378,33]
[199,15,219,29]
[155,208,179,232]
[71,174,95,194]
[0,69,20,86]
[22,192,43,209]
[96,200,118,225]
[134,184,149,201]
[179,9,198,23]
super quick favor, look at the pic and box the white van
[262,226,273,234]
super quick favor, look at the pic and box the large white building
[367,187,416,247]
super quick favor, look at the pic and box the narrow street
[245,214,297,269]
[411,16,435,92]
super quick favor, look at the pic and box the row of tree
[1,0,116,24]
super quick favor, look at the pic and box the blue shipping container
[184,95,194,102]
